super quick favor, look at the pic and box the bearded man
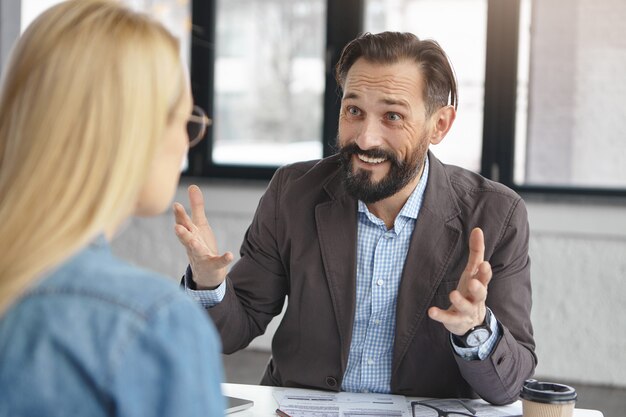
[174,31,536,405]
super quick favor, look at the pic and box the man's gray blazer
[207,151,536,405]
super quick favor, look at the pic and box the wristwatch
[454,308,493,348]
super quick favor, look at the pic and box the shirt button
[374,319,381,325]
[367,358,374,365]
[376,279,384,286]
[325,376,338,388]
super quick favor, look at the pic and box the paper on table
[273,388,410,417]
[273,388,522,417]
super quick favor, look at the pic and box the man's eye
[347,106,360,116]
[386,112,402,121]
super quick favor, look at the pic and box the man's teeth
[358,154,387,164]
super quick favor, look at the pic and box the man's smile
[357,153,388,164]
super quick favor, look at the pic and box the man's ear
[429,105,456,145]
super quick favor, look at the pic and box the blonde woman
[0,1,225,415]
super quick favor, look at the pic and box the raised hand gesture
[428,228,493,336]
[173,185,233,289]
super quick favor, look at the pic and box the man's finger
[213,252,234,269]
[465,277,488,303]
[449,290,476,316]
[475,261,493,287]
[428,306,445,323]
[174,223,196,247]
[428,306,464,328]
[465,227,485,275]
[188,184,209,227]
[173,202,195,232]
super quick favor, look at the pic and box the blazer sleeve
[207,167,289,353]
[454,197,537,405]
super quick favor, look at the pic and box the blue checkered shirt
[185,157,500,392]
[341,158,428,393]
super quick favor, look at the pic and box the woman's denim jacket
[0,236,225,416]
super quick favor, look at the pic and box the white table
[222,383,604,417]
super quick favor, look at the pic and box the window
[211,0,325,167]
[364,0,488,172]
[189,0,352,178]
[191,0,625,196]
[22,1,622,195]
[480,0,626,196]
[21,0,191,59]
[513,0,626,191]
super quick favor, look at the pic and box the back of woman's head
[0,0,185,312]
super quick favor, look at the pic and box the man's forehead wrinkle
[343,79,418,105]
[381,97,410,109]
[347,72,417,88]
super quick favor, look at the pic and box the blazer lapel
[392,153,462,377]
[315,170,358,372]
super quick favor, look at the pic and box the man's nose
[355,117,384,151]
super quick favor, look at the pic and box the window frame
[188,0,626,197]
[187,0,362,179]
[482,0,626,197]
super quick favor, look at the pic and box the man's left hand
[428,227,493,336]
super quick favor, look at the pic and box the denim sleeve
[111,294,225,417]
[450,307,501,360]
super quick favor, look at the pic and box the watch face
[466,328,491,347]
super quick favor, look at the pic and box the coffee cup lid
[520,380,577,404]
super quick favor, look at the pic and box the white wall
[112,179,626,388]
[524,198,626,386]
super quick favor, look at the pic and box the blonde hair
[0,0,185,313]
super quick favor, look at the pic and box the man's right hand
[173,185,234,289]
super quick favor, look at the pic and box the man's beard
[338,140,427,204]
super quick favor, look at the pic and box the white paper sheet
[274,389,410,417]
[273,388,523,417]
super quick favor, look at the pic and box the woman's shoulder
[0,239,223,416]
[33,237,190,317]
[6,238,216,346]
[1,236,219,367]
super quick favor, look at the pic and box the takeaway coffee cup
[520,379,577,417]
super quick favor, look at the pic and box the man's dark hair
[335,31,458,116]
